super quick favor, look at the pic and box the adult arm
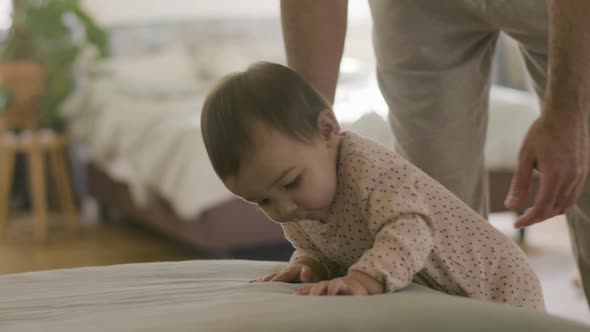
[280,0,348,104]
[507,0,590,227]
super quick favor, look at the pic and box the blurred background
[0,0,587,324]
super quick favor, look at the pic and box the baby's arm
[253,222,337,284]
[349,213,434,292]
[298,157,435,296]
[348,153,435,293]
[297,215,433,296]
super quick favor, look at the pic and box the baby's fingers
[297,285,313,295]
[270,269,299,283]
[308,282,329,296]
[298,282,329,296]
[262,273,279,282]
[250,273,278,283]
[299,265,320,283]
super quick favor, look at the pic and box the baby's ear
[316,109,340,145]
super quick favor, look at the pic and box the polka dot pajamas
[282,131,545,311]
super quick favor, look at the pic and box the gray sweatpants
[369,0,590,307]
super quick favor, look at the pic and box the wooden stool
[0,130,79,241]
[1,61,78,241]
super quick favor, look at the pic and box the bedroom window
[0,0,13,32]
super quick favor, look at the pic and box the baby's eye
[285,176,301,190]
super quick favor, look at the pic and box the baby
[201,62,545,311]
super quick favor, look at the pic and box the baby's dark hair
[201,62,331,179]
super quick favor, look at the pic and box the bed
[1,259,587,332]
[60,16,539,259]
[62,18,295,259]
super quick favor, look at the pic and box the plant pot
[0,60,45,130]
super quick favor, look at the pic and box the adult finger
[514,171,562,228]
[505,152,535,211]
[556,164,588,214]
[556,174,584,215]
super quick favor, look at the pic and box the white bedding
[62,78,228,220]
[63,43,294,220]
[1,260,587,332]
[62,44,539,221]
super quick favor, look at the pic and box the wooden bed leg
[518,227,526,244]
[99,204,113,222]
[27,139,49,242]
[48,145,79,231]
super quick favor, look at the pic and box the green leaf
[0,0,110,128]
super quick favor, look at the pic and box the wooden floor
[0,214,199,274]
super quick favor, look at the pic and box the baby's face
[224,119,340,223]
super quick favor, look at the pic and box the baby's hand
[250,262,324,284]
[297,271,385,296]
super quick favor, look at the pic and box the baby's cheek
[308,181,337,208]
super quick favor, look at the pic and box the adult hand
[297,271,385,296]
[505,113,589,228]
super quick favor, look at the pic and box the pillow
[93,44,202,98]
[192,39,285,80]
[485,86,540,170]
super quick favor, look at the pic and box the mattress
[1,259,587,332]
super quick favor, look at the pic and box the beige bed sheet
[1,260,588,332]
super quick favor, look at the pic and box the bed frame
[86,163,293,260]
[87,163,534,261]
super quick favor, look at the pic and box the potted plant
[0,0,109,130]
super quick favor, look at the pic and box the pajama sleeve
[282,222,340,278]
[346,154,436,292]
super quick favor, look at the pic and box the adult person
[280,0,590,304]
